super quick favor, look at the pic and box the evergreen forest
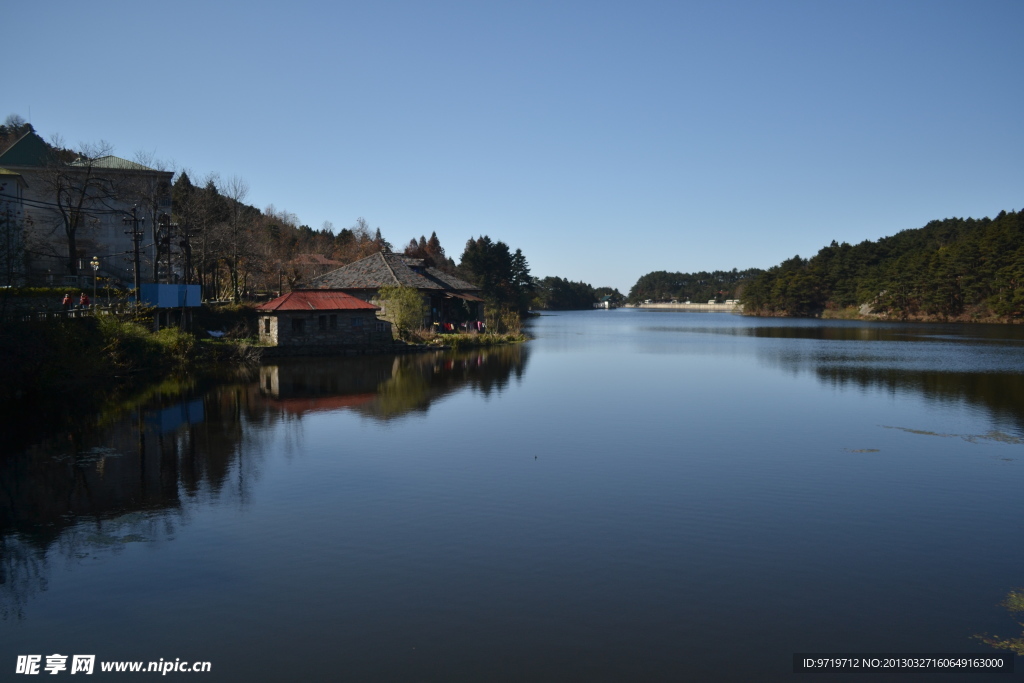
[627,268,763,304]
[532,277,625,310]
[742,210,1024,321]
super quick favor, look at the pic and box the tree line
[742,210,1024,320]
[532,277,624,310]
[627,268,763,304]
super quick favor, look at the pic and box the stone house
[257,290,392,348]
[309,251,484,328]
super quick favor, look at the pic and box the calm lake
[2,310,1023,681]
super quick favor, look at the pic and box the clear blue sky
[7,0,1023,293]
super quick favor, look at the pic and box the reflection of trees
[663,322,1024,344]
[1,346,530,618]
[811,366,1024,432]
[0,534,46,620]
[366,346,528,419]
[260,345,529,421]
[751,344,1024,432]
[0,380,270,619]
[714,323,1024,432]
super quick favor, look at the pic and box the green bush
[378,285,425,340]
[96,316,161,372]
[153,326,198,365]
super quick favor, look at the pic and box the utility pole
[157,213,168,284]
[123,206,145,302]
[156,213,177,284]
[178,222,200,286]
[166,220,178,284]
[4,206,11,288]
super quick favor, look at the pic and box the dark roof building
[309,252,484,326]
[0,131,51,166]
[310,252,481,295]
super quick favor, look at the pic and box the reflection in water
[812,364,1024,430]
[4,311,1024,679]
[685,322,1024,433]
[646,321,1024,345]
[0,346,528,619]
[0,382,262,619]
[260,345,529,420]
[641,319,1024,432]
[881,425,1024,445]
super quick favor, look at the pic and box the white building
[0,167,28,286]
[0,132,173,288]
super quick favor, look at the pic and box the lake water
[2,310,1024,681]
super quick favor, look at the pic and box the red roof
[273,394,376,415]
[258,290,379,312]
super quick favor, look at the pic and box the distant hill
[531,277,625,310]
[742,210,1024,321]
[627,268,763,304]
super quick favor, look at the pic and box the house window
[329,314,337,330]
[351,316,364,328]
[292,318,305,334]
[264,318,271,334]
[319,315,327,331]
[376,321,387,332]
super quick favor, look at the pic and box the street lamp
[90,256,99,306]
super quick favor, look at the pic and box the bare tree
[36,138,118,276]
[219,175,253,303]
[129,150,175,282]
[3,114,27,129]
[194,174,227,298]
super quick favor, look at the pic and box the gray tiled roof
[310,252,481,293]
[70,155,161,171]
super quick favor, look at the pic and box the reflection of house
[0,131,173,286]
[257,289,392,348]
[309,252,484,326]
[259,344,528,420]
[257,355,398,417]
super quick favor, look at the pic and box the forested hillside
[742,210,1024,321]
[627,268,763,304]
[531,277,625,310]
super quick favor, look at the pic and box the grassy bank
[0,309,263,454]
[428,331,528,349]
[400,326,528,350]
[0,310,256,404]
